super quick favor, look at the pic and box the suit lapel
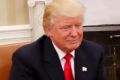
[43,38,65,80]
[42,37,89,80]
[75,45,88,80]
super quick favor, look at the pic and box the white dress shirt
[52,42,75,78]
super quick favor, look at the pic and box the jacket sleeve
[10,50,36,80]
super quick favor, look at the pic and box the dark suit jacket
[10,35,105,80]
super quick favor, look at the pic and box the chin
[69,45,79,50]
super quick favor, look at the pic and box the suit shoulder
[12,35,48,61]
[80,40,104,57]
[16,35,47,53]
[82,40,103,49]
[78,40,104,62]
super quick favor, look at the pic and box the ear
[44,27,52,37]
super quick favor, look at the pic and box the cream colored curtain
[0,0,29,26]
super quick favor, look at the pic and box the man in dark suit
[10,0,106,80]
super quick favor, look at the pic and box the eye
[60,25,71,30]
[75,23,82,28]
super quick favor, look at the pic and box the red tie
[64,53,74,80]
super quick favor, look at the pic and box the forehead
[54,15,83,24]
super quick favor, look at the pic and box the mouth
[68,40,79,44]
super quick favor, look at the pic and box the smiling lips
[68,39,79,44]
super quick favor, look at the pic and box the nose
[70,27,78,37]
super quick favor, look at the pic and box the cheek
[54,32,67,41]
[79,31,83,36]
[78,29,83,36]
[59,31,70,38]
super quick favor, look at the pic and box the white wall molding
[0,24,32,45]
[0,0,47,45]
[28,0,45,41]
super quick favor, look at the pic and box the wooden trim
[0,42,30,80]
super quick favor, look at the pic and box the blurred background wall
[0,0,29,26]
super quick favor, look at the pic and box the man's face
[46,15,84,53]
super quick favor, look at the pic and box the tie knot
[64,53,72,61]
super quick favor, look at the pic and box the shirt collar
[52,42,75,60]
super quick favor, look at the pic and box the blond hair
[43,0,85,29]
